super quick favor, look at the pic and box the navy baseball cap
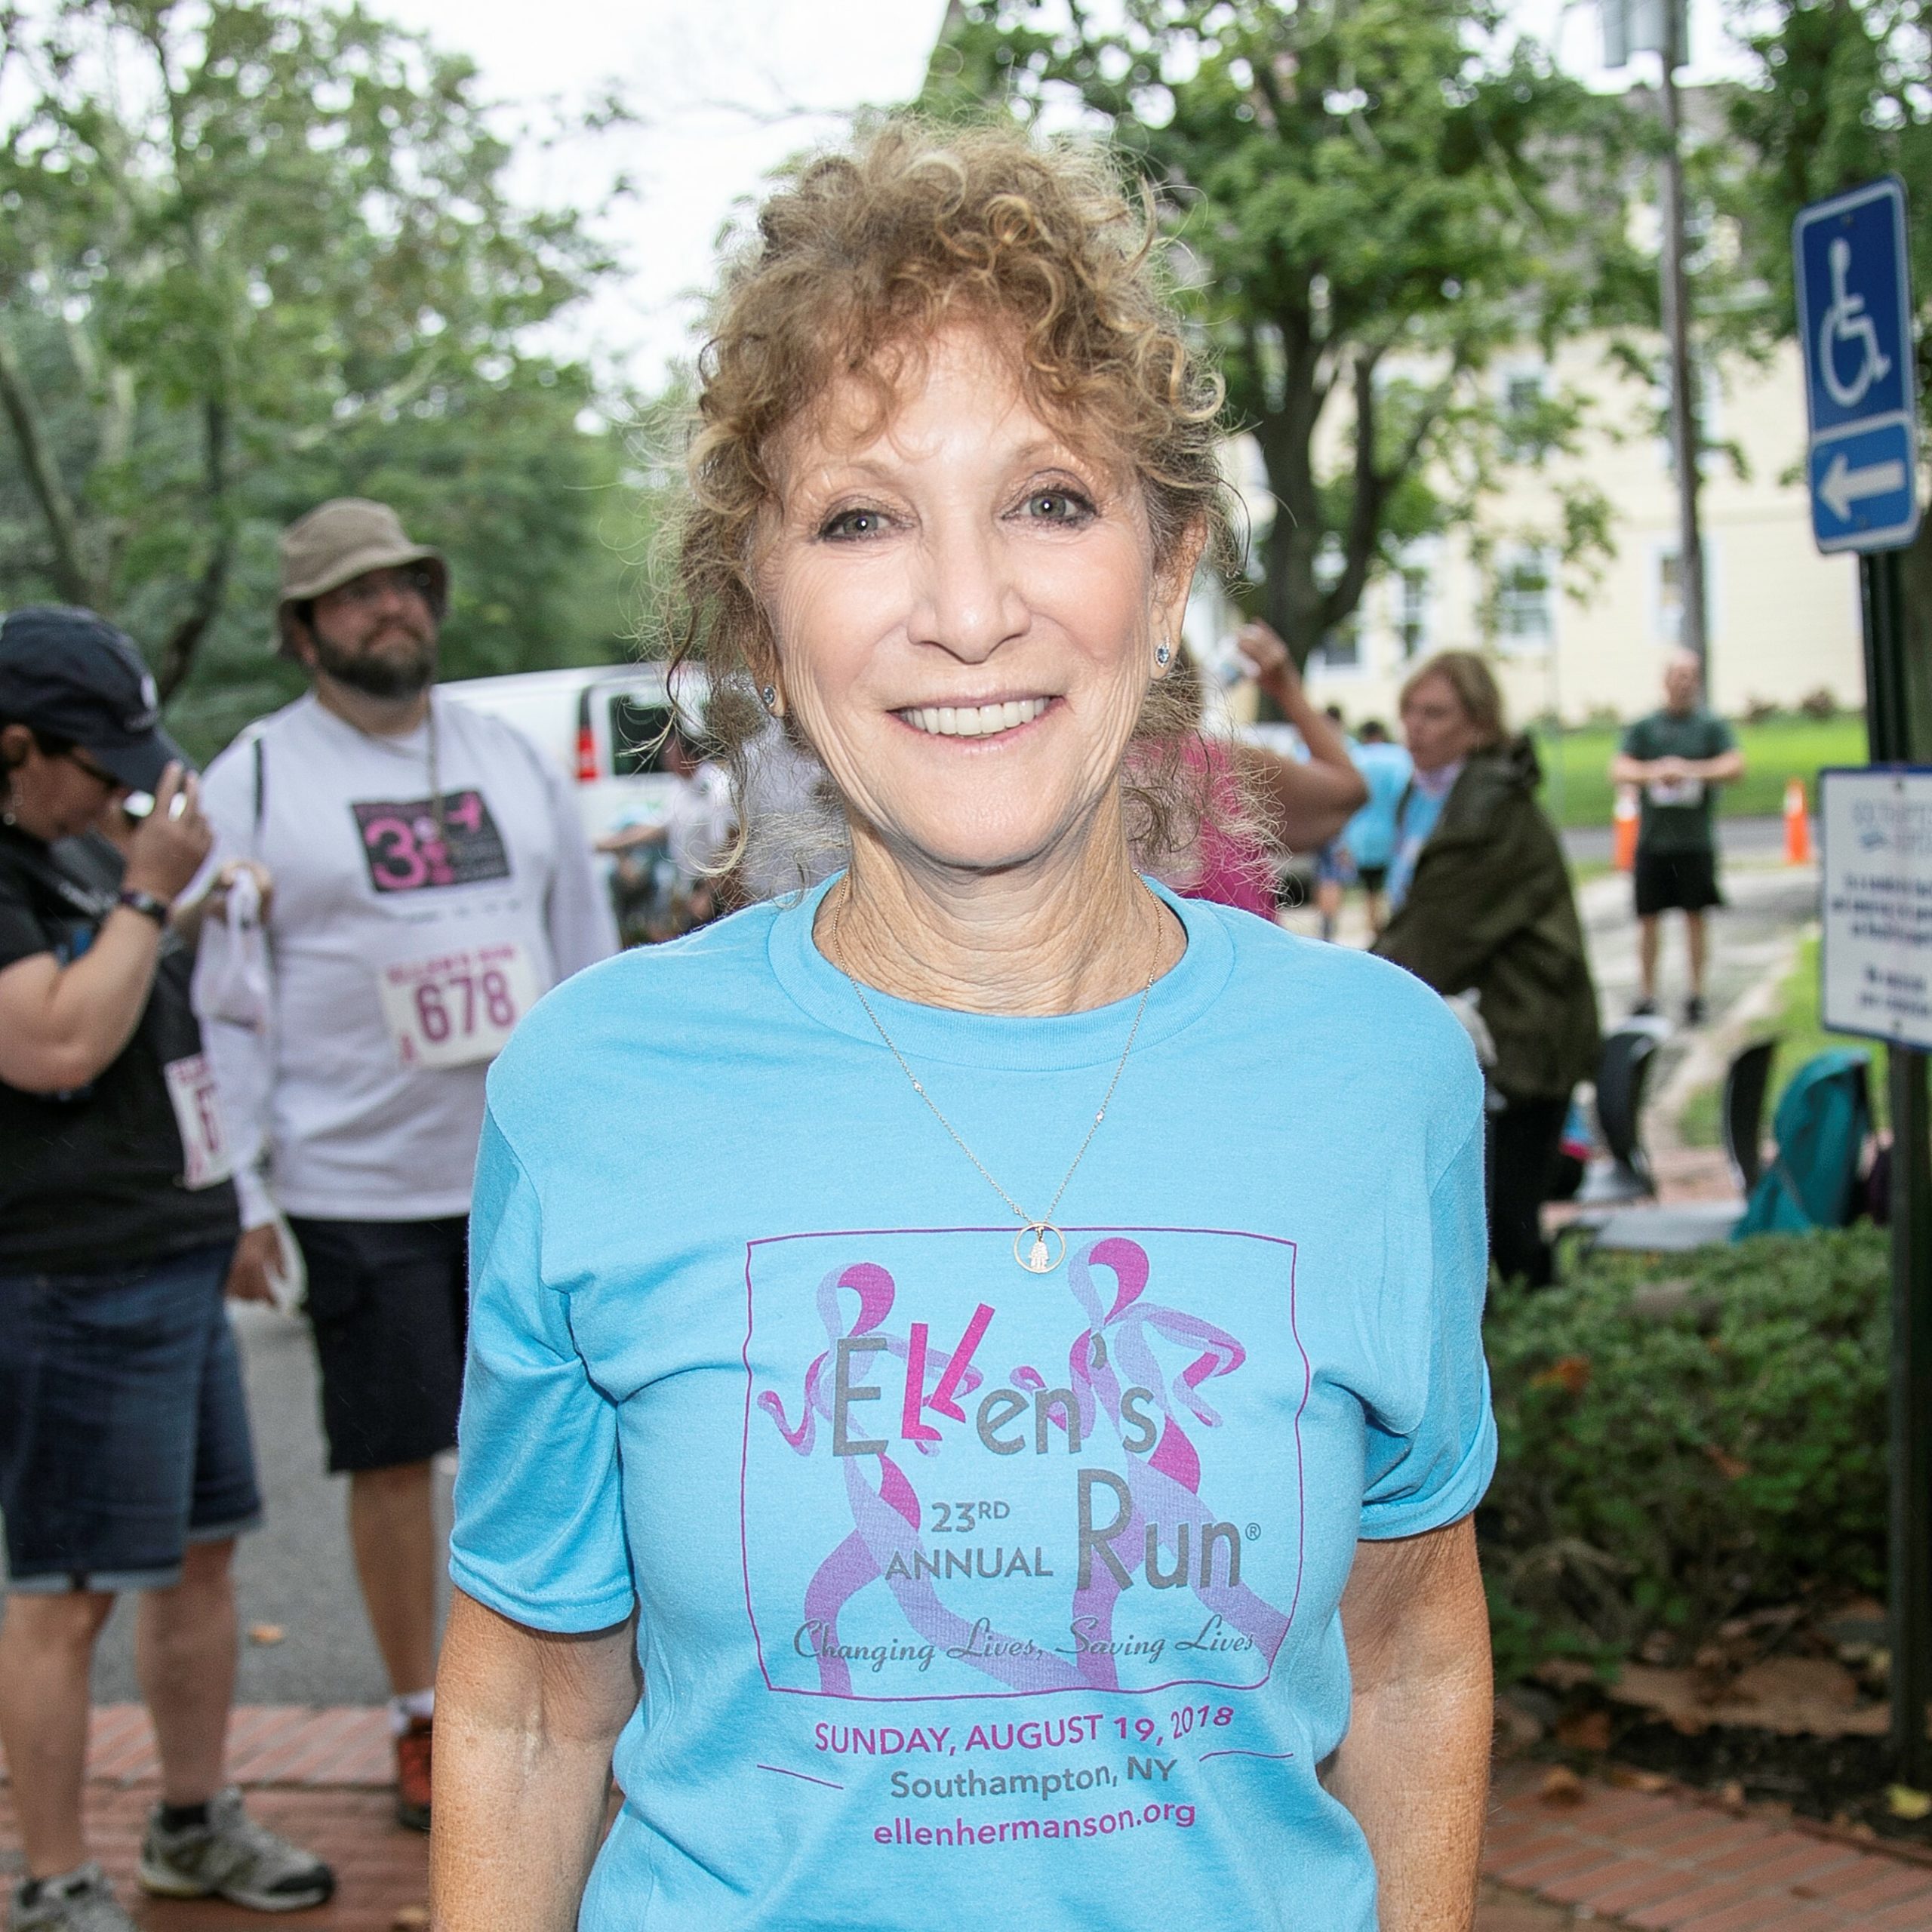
[0,606,186,794]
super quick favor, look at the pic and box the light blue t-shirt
[1385,762,1462,912]
[453,877,1494,1932]
[1344,741,1415,870]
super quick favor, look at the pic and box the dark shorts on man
[288,1216,468,1474]
[0,1241,260,1592]
[1634,846,1722,918]
[1358,863,1389,894]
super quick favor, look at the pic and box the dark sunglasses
[65,749,122,791]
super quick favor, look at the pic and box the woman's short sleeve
[1358,1117,1497,1540]
[449,1109,637,1631]
[0,857,56,971]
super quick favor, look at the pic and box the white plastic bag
[1442,988,1498,1069]
[199,866,272,1032]
[262,1211,306,1318]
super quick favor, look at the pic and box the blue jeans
[0,1242,261,1593]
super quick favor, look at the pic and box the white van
[439,660,707,851]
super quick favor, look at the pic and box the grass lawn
[1677,931,1888,1147]
[1531,713,1869,832]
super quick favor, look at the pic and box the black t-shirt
[0,826,238,1275]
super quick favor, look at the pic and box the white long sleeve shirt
[194,691,617,1226]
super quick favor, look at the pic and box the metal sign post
[1798,174,1927,1782]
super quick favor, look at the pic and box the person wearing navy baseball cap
[0,607,335,1928]
[0,605,188,798]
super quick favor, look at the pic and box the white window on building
[1309,614,1361,672]
[1657,546,1687,645]
[1498,361,1549,463]
[1494,546,1555,652]
[1652,541,1719,648]
[1398,560,1432,660]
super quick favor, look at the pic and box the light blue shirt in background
[1386,761,1463,911]
[1343,740,1414,870]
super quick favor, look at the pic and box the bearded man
[192,500,616,1829]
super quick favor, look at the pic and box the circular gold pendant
[1014,1222,1066,1275]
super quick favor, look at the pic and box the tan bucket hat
[275,498,448,654]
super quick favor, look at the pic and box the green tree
[1726,0,1931,349]
[0,0,645,756]
[1723,0,1932,744]
[924,0,1651,663]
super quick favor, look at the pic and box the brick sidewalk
[1,1709,420,1932]
[1484,1762,1932,1929]
[9,1708,1932,1928]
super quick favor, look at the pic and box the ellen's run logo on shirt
[743,1227,1306,1704]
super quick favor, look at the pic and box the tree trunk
[155,397,233,701]
[0,322,102,611]
[1258,506,1326,665]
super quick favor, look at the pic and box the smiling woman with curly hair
[432,118,1496,1932]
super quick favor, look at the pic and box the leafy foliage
[1726,0,1932,417]
[0,0,649,758]
[1481,1228,1889,1682]
[923,0,1652,659]
[1721,0,1932,755]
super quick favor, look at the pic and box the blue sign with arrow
[1793,176,1921,554]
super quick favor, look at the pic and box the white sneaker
[8,1863,138,1932]
[137,1786,334,1912]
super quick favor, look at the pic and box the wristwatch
[116,887,171,925]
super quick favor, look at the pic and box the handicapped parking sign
[1794,177,1921,553]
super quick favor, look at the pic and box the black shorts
[1634,848,1722,918]
[287,1216,467,1474]
[1358,863,1389,894]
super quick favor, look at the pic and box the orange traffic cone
[1613,786,1638,872]
[1784,777,1813,865]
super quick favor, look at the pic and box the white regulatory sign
[1821,767,1932,1050]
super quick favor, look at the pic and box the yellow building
[1263,334,1866,731]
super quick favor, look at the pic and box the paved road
[1578,860,1818,1023]
[1561,812,1788,866]
[1577,859,1820,1130]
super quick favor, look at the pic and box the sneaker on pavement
[137,1787,334,1912]
[1684,994,1707,1026]
[9,1863,139,1932]
[395,1713,433,1832]
[1631,996,1659,1017]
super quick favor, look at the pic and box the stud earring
[1154,642,1172,668]
[760,685,777,712]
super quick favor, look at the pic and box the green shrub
[1480,1229,1887,1681]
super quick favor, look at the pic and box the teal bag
[1734,1048,1872,1238]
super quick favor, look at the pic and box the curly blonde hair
[666,116,1238,881]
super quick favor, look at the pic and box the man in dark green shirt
[1610,651,1745,1025]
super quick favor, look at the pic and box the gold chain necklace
[835,924,1156,1275]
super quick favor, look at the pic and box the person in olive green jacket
[1374,652,1601,1287]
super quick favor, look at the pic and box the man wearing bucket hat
[192,501,615,1831]
[0,608,336,1931]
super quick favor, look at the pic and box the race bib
[377,941,541,1071]
[1647,777,1705,808]
[163,1054,235,1190]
